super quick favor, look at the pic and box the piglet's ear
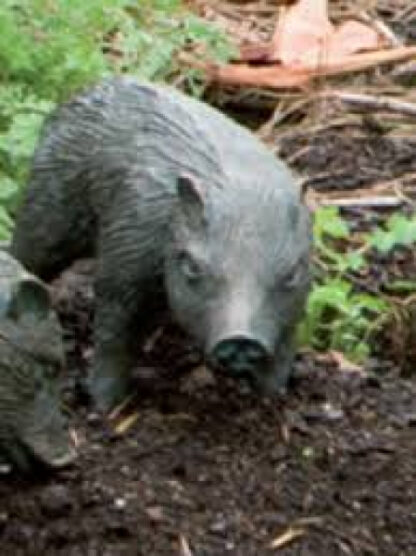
[8,278,51,322]
[176,174,206,231]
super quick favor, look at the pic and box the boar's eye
[281,257,308,290]
[177,251,202,283]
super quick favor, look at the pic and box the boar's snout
[210,335,270,377]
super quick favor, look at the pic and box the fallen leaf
[261,0,382,67]
[179,534,194,556]
[269,526,305,549]
[145,505,165,523]
[271,0,333,66]
[204,0,402,89]
[108,393,136,421]
[330,350,365,374]
[113,411,139,435]
[69,427,81,448]
[328,20,381,63]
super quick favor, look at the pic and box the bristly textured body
[0,251,75,471]
[12,77,311,410]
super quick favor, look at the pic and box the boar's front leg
[89,250,162,411]
[89,275,142,411]
[256,327,296,395]
[88,193,166,411]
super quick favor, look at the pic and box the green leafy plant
[313,206,366,272]
[0,0,235,100]
[367,213,416,254]
[298,277,389,361]
[298,206,396,363]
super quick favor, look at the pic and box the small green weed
[367,212,416,253]
[298,207,416,363]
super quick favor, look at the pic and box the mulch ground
[2,355,416,555]
[1,1,416,554]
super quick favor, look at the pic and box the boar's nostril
[211,336,268,375]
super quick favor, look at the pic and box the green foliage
[298,207,416,363]
[313,207,365,272]
[0,0,235,100]
[0,0,235,239]
[298,277,389,362]
[123,1,235,86]
[368,213,416,253]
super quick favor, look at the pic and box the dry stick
[309,173,416,205]
[257,96,312,138]
[357,10,402,47]
[214,2,281,16]
[394,2,416,23]
[320,90,416,119]
[319,196,405,209]
[180,44,416,90]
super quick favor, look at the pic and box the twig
[319,196,405,209]
[179,534,194,556]
[257,96,314,138]
[269,526,305,549]
[358,11,402,47]
[321,90,416,119]
[393,3,416,23]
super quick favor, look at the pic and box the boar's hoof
[88,374,131,413]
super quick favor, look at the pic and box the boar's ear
[8,278,51,321]
[299,179,316,212]
[176,174,206,230]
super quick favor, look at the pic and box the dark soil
[279,130,416,192]
[1,327,416,555]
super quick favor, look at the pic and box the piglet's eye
[178,251,202,283]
